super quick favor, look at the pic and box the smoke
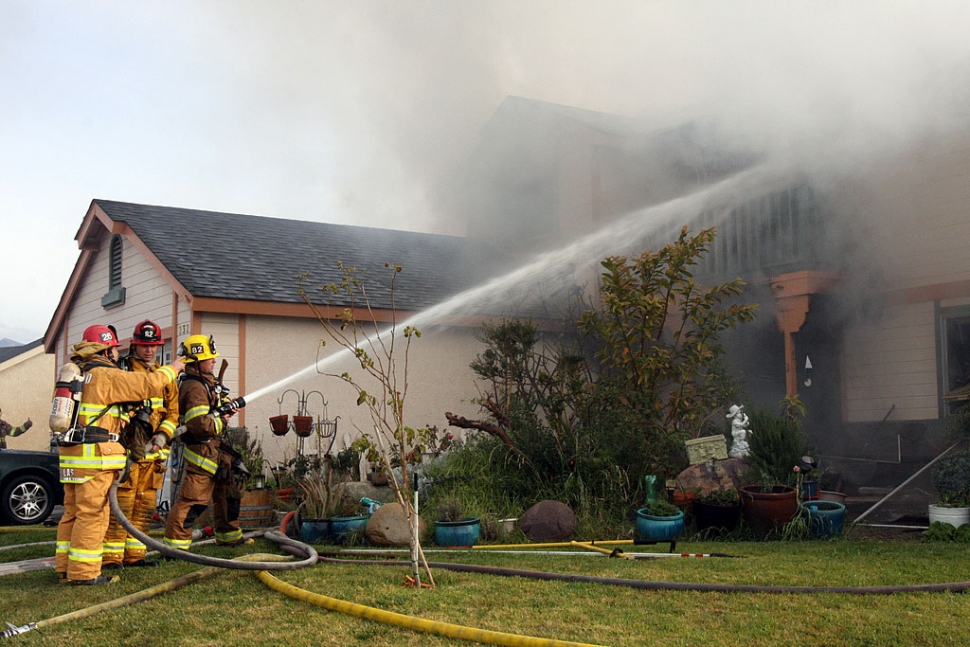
[4,1,970,340]
[211,0,970,230]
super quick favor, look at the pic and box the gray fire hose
[108,480,317,570]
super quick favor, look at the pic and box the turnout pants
[56,470,117,582]
[163,443,243,549]
[103,458,166,565]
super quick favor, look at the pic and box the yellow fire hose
[257,568,607,647]
[568,541,635,560]
[1,554,289,639]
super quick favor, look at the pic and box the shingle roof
[93,200,476,311]
[0,338,43,364]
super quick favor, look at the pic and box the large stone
[364,502,423,547]
[519,500,576,542]
[674,458,749,497]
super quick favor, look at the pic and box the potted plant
[818,467,846,504]
[694,487,741,533]
[928,449,970,528]
[635,500,685,541]
[330,496,370,544]
[330,445,361,481]
[296,469,346,543]
[739,400,810,539]
[434,496,481,547]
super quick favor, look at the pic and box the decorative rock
[519,500,576,542]
[364,503,423,547]
[674,458,748,497]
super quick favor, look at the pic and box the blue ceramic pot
[330,515,369,544]
[300,518,331,544]
[434,517,482,547]
[800,501,846,538]
[635,508,685,541]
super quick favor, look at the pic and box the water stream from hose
[243,160,790,404]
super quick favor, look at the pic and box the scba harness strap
[58,425,120,445]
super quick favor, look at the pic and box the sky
[2,0,970,344]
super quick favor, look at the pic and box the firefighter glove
[150,433,167,450]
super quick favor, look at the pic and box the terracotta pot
[818,490,846,505]
[671,491,696,512]
[739,484,798,539]
[269,415,289,436]
[275,488,294,503]
[293,416,314,437]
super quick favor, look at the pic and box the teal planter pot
[635,508,685,541]
[800,501,846,538]
[435,517,482,547]
[330,515,369,544]
[300,518,331,544]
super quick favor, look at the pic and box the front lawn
[1,526,967,646]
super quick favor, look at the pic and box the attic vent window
[100,234,127,308]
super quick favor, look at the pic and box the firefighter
[0,408,32,449]
[102,320,179,570]
[163,334,251,550]
[56,324,184,585]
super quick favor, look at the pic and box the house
[458,97,970,508]
[0,339,54,451]
[43,200,489,469]
[42,98,970,515]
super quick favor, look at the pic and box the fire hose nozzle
[211,396,246,418]
[2,621,37,638]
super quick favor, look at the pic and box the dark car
[0,447,63,525]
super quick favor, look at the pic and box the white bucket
[928,504,970,528]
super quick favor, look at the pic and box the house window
[100,234,127,308]
[940,305,970,415]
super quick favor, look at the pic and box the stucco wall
[0,346,55,451]
[241,315,483,468]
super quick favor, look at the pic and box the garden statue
[727,404,752,458]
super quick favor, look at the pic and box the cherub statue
[726,404,752,458]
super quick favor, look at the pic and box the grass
[2,525,970,646]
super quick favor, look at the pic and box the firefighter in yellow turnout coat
[102,320,179,569]
[163,334,249,549]
[56,325,183,586]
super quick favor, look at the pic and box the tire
[2,474,56,525]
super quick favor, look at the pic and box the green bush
[930,450,970,505]
[745,406,811,486]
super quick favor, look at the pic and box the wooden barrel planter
[238,489,276,528]
[740,484,798,539]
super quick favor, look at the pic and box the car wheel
[2,475,55,525]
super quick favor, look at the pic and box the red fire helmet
[82,324,121,348]
[132,319,165,346]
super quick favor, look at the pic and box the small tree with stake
[299,262,434,589]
